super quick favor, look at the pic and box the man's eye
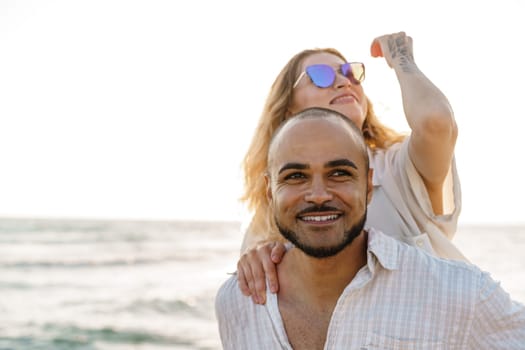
[284,172,306,181]
[331,169,352,178]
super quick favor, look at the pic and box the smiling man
[215,107,525,349]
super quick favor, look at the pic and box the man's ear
[264,172,272,202]
[366,168,373,204]
[285,106,295,118]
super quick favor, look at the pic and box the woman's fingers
[261,244,281,294]
[251,248,269,304]
[271,242,287,264]
[236,241,288,304]
[236,244,270,304]
[371,32,413,68]
[370,39,383,57]
[237,257,254,298]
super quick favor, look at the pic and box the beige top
[366,136,466,261]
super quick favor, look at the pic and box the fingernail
[270,284,277,293]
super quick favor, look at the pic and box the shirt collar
[366,227,400,272]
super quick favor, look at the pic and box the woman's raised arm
[372,32,458,215]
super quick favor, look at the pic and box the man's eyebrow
[278,163,309,175]
[277,159,357,175]
[325,159,358,169]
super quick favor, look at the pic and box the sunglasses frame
[293,62,365,89]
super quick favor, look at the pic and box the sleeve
[215,276,288,349]
[469,271,525,348]
[374,138,466,261]
[215,276,246,349]
[394,137,461,238]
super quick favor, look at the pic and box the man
[215,107,525,349]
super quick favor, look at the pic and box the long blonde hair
[241,48,405,242]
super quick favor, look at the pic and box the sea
[0,218,524,350]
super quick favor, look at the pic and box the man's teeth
[302,214,338,222]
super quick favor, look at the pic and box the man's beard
[275,208,367,259]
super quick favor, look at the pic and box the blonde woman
[238,32,465,304]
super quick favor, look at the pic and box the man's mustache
[297,205,339,216]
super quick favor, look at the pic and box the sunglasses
[293,62,365,89]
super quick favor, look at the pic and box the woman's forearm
[378,32,458,213]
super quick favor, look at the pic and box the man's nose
[304,176,333,204]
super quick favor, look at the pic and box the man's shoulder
[215,275,284,349]
[370,228,482,277]
[215,275,245,313]
[215,274,268,318]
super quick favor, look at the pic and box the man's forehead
[269,117,363,167]
[274,117,348,145]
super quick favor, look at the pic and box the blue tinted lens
[306,64,336,88]
[342,62,365,84]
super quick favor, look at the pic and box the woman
[238,32,466,305]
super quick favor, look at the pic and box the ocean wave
[116,298,204,316]
[0,254,206,269]
[0,281,35,290]
[0,323,209,350]
[0,217,240,236]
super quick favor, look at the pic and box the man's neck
[276,231,369,350]
[278,230,368,310]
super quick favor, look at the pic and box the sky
[1,0,524,224]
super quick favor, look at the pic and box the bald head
[267,107,369,173]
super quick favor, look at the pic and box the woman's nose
[335,73,354,88]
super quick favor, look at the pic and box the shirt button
[416,239,424,247]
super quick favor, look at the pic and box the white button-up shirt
[215,228,525,349]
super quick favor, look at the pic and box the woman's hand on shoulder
[237,240,287,305]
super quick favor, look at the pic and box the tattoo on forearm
[388,37,415,73]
